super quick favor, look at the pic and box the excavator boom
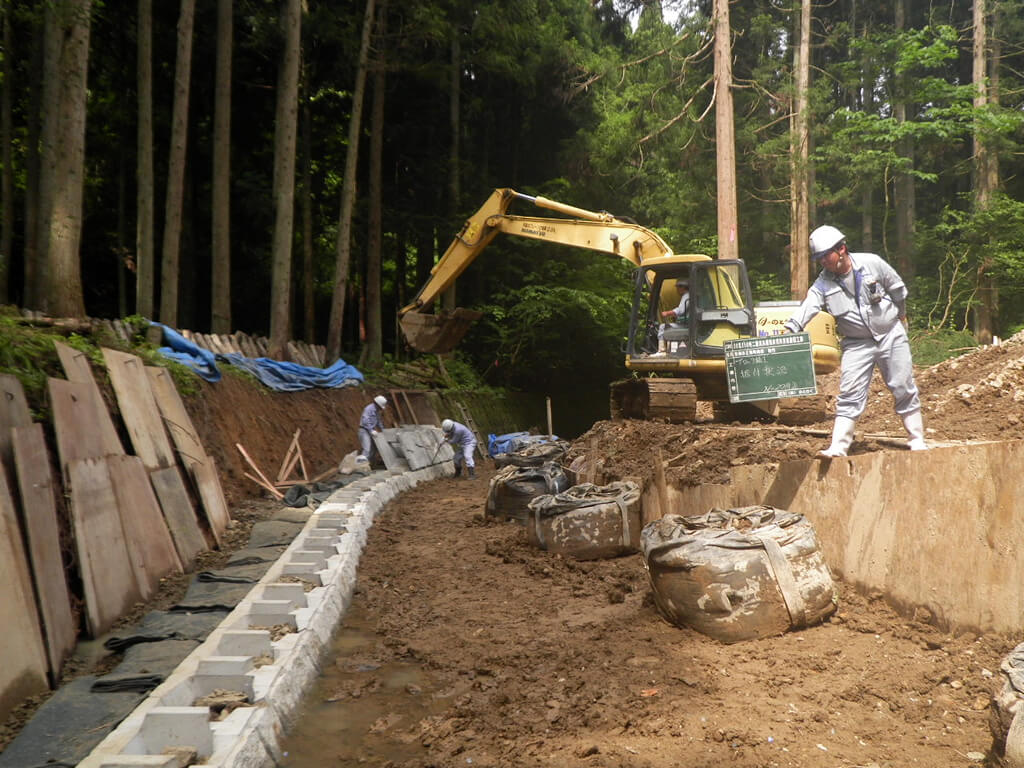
[397,188,683,353]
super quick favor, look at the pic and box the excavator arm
[398,187,679,354]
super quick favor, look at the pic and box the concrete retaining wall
[653,441,1024,635]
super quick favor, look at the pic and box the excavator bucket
[399,308,483,354]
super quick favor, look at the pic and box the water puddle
[279,600,446,766]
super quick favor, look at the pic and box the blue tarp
[488,431,560,457]
[153,323,364,391]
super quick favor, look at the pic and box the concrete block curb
[76,450,452,768]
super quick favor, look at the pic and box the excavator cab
[629,259,756,359]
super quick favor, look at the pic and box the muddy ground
[6,330,1024,762]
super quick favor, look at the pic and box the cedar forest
[3,0,1024,397]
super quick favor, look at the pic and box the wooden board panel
[0,373,32,475]
[49,378,125,482]
[102,347,176,471]
[189,458,229,546]
[0,461,49,721]
[68,458,141,638]
[149,465,206,567]
[145,366,208,468]
[53,340,124,455]
[11,424,76,684]
[107,454,183,597]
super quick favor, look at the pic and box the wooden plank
[12,424,76,684]
[49,378,124,483]
[68,458,142,637]
[102,347,177,470]
[149,465,207,567]
[53,341,124,456]
[0,374,32,475]
[0,457,49,719]
[276,430,301,482]
[236,442,283,498]
[107,454,184,596]
[145,366,208,468]
[189,458,230,545]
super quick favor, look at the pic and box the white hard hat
[441,419,454,432]
[374,395,387,408]
[675,277,689,287]
[809,225,845,259]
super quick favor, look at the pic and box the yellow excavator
[398,188,839,423]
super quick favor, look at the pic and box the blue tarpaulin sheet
[153,323,364,391]
[488,431,559,457]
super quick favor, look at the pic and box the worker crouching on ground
[784,225,927,457]
[442,418,476,478]
[358,395,388,463]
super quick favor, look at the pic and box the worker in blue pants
[441,418,477,478]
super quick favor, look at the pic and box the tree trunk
[41,0,92,317]
[211,0,232,334]
[23,21,43,309]
[893,0,915,279]
[325,0,375,362]
[1,7,12,303]
[136,0,155,318]
[364,0,387,366]
[972,0,994,343]
[713,0,738,261]
[301,67,315,343]
[442,32,460,313]
[789,0,811,298]
[268,0,302,360]
[159,0,195,326]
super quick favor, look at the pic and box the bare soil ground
[7,331,1024,762]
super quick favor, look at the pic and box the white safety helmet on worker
[675,278,688,288]
[442,419,454,432]
[809,225,845,260]
[374,395,387,408]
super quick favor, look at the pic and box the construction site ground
[6,332,1024,765]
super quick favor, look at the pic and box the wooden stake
[237,443,282,498]
[654,448,670,521]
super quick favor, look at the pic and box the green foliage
[909,327,978,367]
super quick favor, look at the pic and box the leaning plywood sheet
[0,374,32,475]
[107,454,184,598]
[149,465,207,566]
[145,366,208,468]
[12,424,76,684]
[53,340,124,456]
[102,348,177,471]
[0,463,49,721]
[68,458,142,638]
[189,458,229,546]
[49,378,125,482]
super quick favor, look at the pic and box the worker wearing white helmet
[442,418,477,478]
[784,225,926,457]
[357,395,388,463]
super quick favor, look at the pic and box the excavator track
[610,378,698,423]
[776,394,833,426]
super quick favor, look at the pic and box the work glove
[372,429,380,436]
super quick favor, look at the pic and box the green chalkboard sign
[724,333,817,403]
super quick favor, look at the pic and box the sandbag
[641,506,837,643]
[485,462,570,524]
[526,481,642,560]
[989,642,1024,766]
[494,440,570,469]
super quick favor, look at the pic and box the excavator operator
[653,277,690,356]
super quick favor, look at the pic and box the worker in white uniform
[358,395,388,462]
[442,418,477,478]
[784,225,927,457]
[654,277,690,355]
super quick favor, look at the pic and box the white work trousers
[453,442,475,470]
[358,428,376,460]
[836,324,921,420]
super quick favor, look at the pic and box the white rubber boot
[820,416,856,457]
[902,410,928,451]
[651,338,668,357]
